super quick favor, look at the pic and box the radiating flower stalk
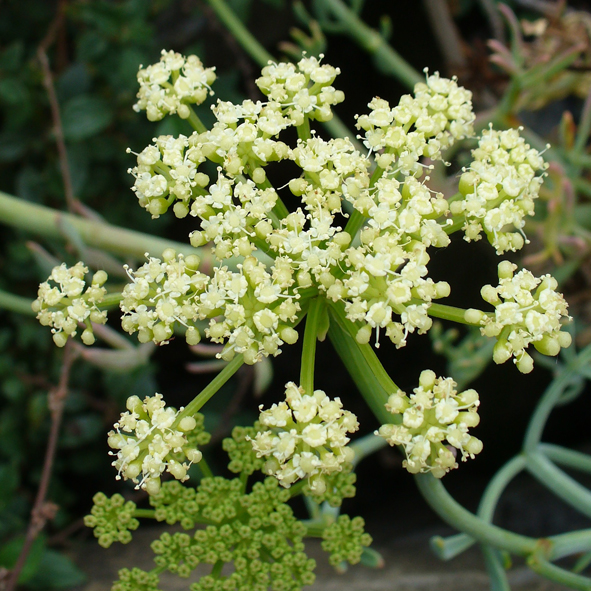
[34,48,576,590]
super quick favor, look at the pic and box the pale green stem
[317,0,422,89]
[430,455,526,560]
[186,106,207,133]
[482,545,511,591]
[0,190,203,260]
[198,457,214,479]
[524,341,591,453]
[0,289,36,316]
[526,450,591,520]
[350,432,387,468]
[300,297,323,393]
[414,474,539,556]
[540,444,591,474]
[527,553,591,591]
[175,355,244,422]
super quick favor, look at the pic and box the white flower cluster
[108,393,203,495]
[451,127,548,254]
[32,263,108,347]
[256,54,344,124]
[250,382,359,494]
[355,71,475,176]
[376,370,483,478]
[134,50,216,121]
[465,261,571,373]
[120,250,301,364]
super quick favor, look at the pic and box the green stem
[343,209,366,241]
[300,297,323,393]
[526,450,591,520]
[186,106,207,133]
[0,289,36,316]
[527,553,591,591]
[523,341,591,452]
[211,560,224,579]
[297,117,311,141]
[414,474,539,556]
[481,545,511,591]
[350,432,387,468]
[550,529,591,561]
[327,301,396,423]
[176,355,244,421]
[133,508,156,519]
[318,0,422,89]
[424,301,491,326]
[198,457,214,479]
[99,293,123,310]
[540,444,591,474]
[0,190,203,260]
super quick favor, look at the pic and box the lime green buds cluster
[302,463,356,507]
[376,370,483,478]
[256,54,344,124]
[466,261,571,373]
[84,492,139,548]
[321,515,372,567]
[251,382,359,494]
[112,567,161,591]
[452,127,548,254]
[134,49,216,121]
[107,393,206,495]
[32,262,108,347]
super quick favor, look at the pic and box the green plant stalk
[0,190,202,260]
[0,289,36,316]
[540,444,591,474]
[425,301,492,325]
[175,355,244,421]
[350,432,387,468]
[300,297,322,393]
[187,106,208,133]
[526,450,591,520]
[133,509,156,519]
[327,304,392,424]
[318,0,422,89]
[527,553,591,591]
[550,529,591,561]
[430,454,526,560]
[524,341,591,452]
[481,545,511,591]
[414,474,538,556]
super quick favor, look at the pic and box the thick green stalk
[0,289,36,316]
[527,554,591,591]
[300,297,323,393]
[318,0,422,89]
[540,444,591,474]
[425,301,492,325]
[0,190,202,260]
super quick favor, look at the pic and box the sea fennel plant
[32,50,574,589]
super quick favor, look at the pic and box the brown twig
[5,341,79,591]
[37,0,82,215]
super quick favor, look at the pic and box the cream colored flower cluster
[329,175,453,348]
[376,370,483,478]
[134,50,216,121]
[256,54,344,123]
[250,382,359,494]
[31,263,108,347]
[107,393,203,495]
[355,71,475,175]
[451,127,547,254]
[120,250,300,365]
[465,261,571,373]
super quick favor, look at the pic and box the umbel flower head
[31,262,108,347]
[452,126,548,254]
[376,370,483,478]
[466,260,572,373]
[251,382,359,494]
[107,393,209,495]
[134,49,216,121]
